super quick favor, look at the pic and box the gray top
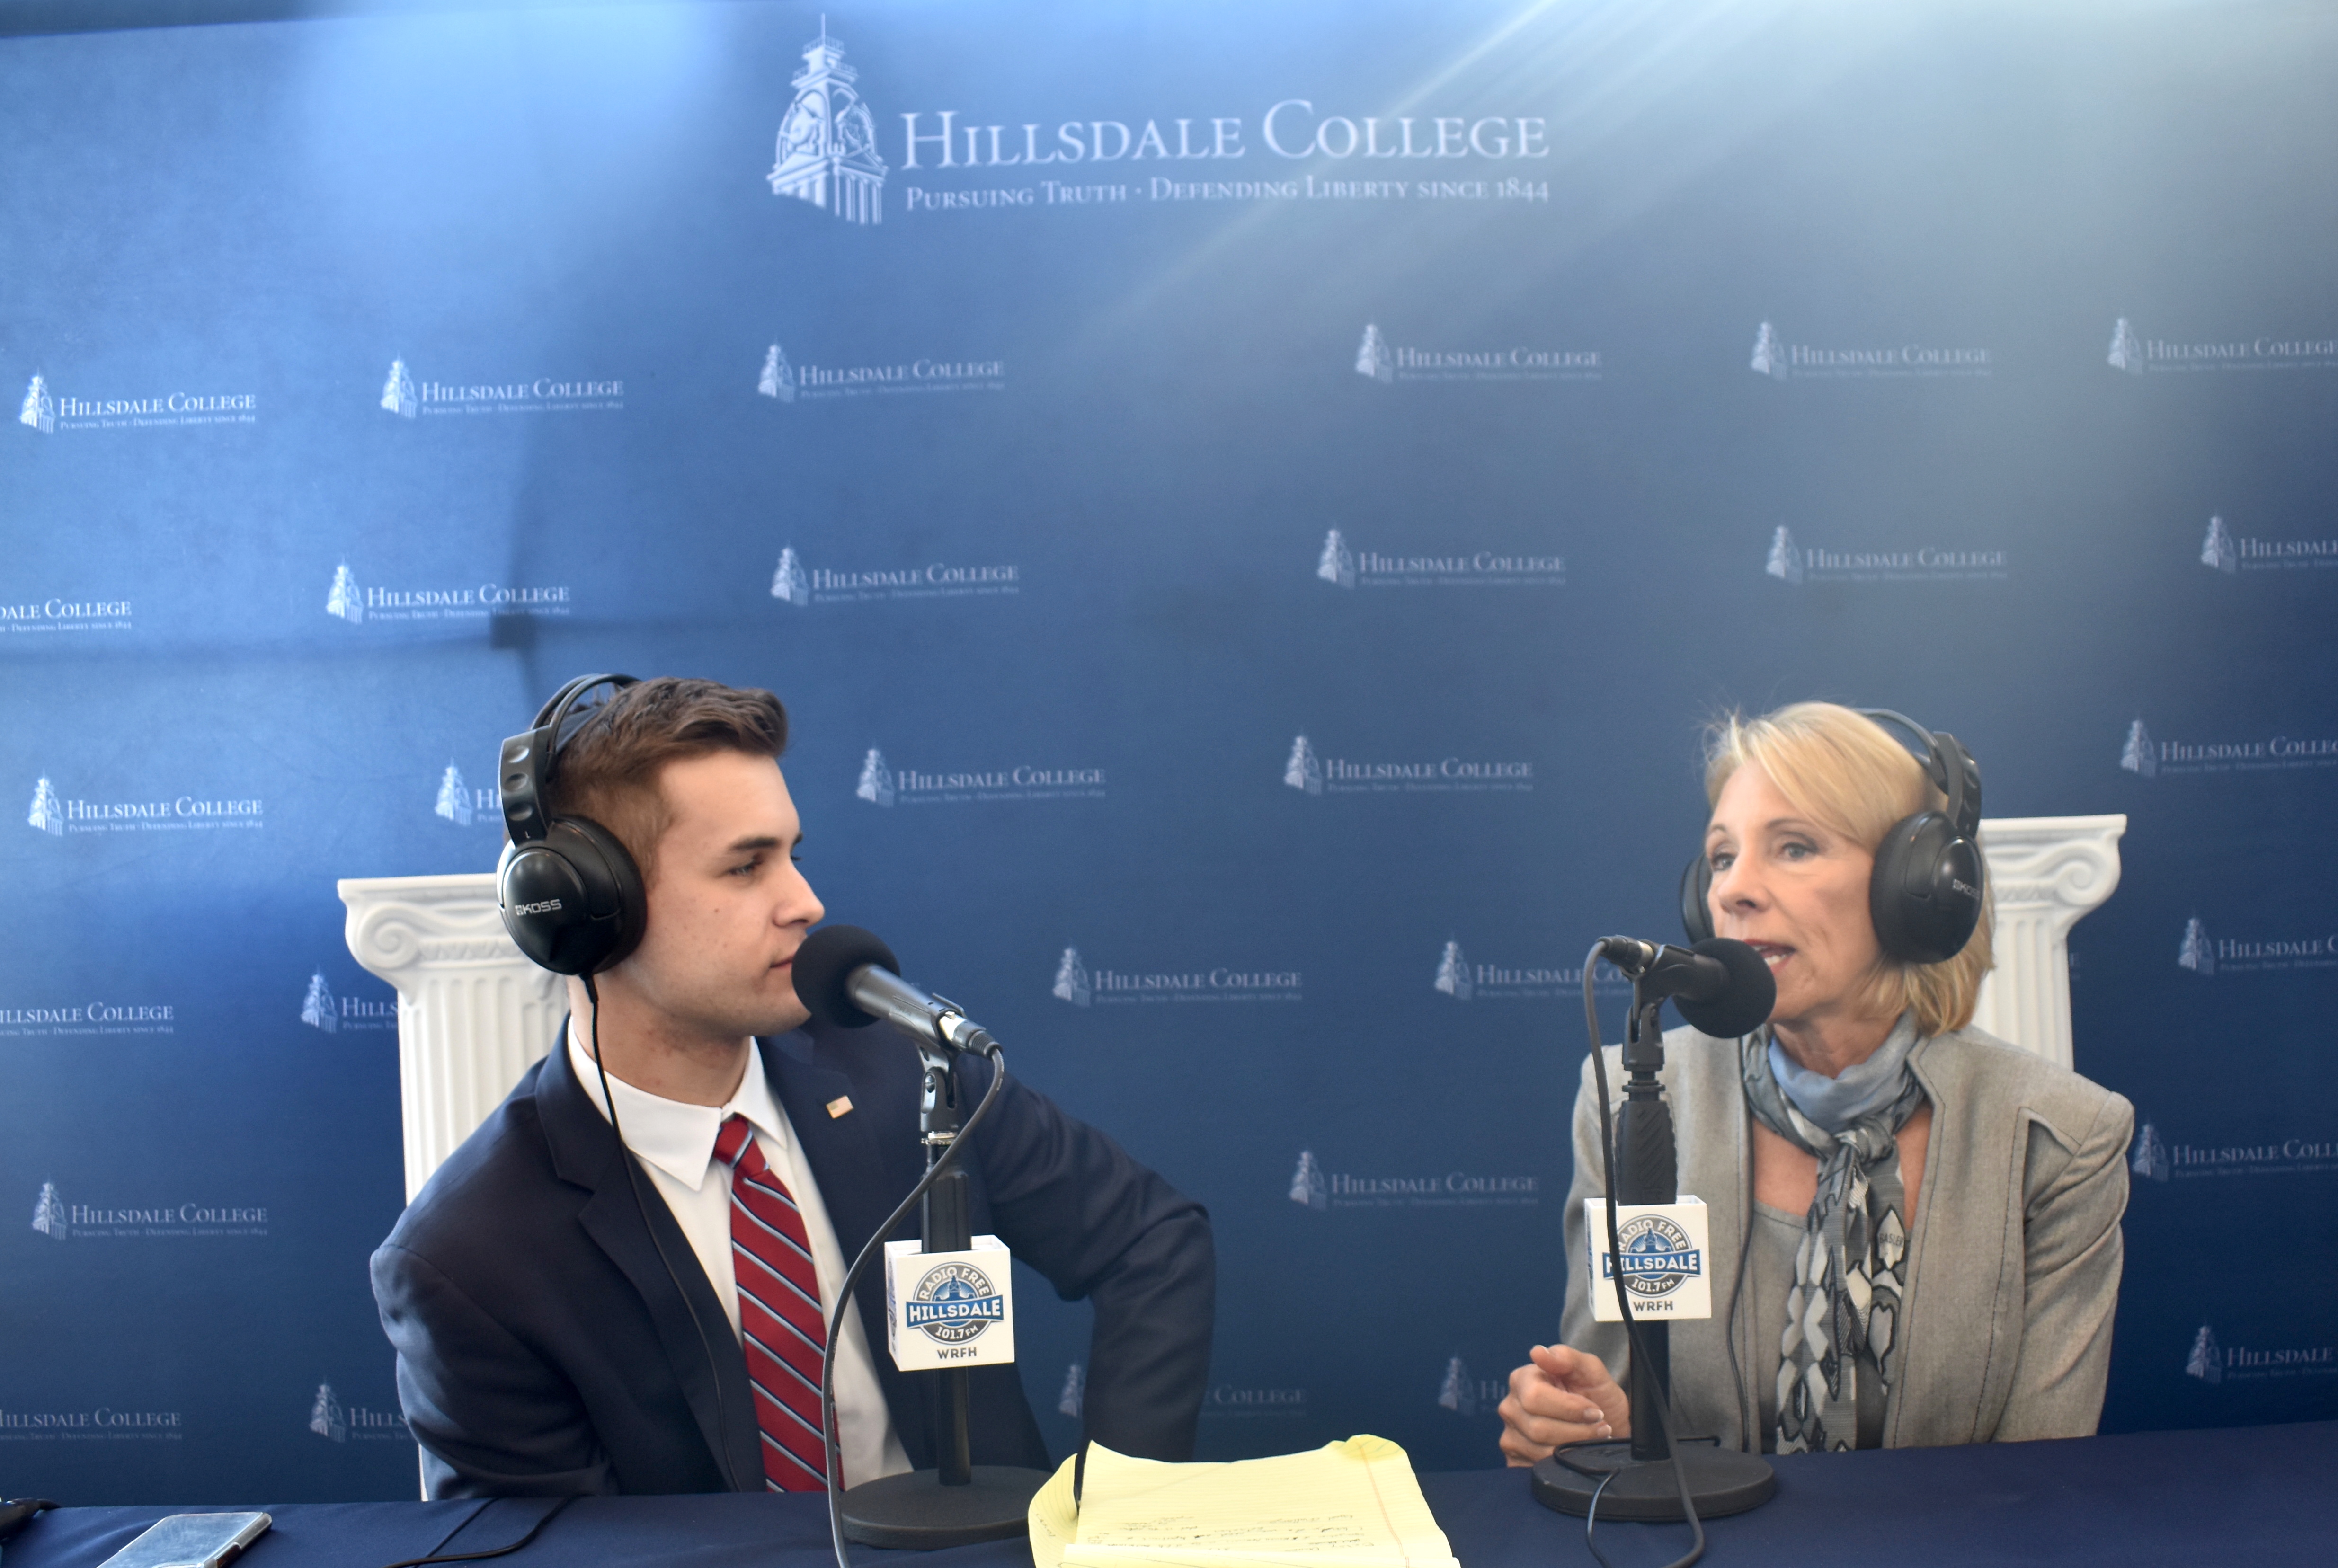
[1561,1023,2133,1451]
[1746,1201,1801,1449]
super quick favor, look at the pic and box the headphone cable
[581,973,747,1495]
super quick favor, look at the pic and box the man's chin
[751,1000,815,1039]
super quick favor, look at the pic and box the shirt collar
[565,1022,789,1191]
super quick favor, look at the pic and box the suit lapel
[539,1031,761,1491]
[759,1029,932,1466]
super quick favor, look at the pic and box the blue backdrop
[3,0,2334,1504]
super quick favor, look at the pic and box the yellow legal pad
[1028,1436,1460,1568]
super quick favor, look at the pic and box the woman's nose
[1710,853,1760,911]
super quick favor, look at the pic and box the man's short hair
[541,677,789,885]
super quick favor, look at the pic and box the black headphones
[1680,708,1984,966]
[496,674,649,975]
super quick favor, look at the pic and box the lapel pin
[826,1095,854,1119]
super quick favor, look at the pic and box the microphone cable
[1563,942,1707,1568]
[821,1036,1009,1568]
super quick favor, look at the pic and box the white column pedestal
[339,873,564,1205]
[1971,815,2126,1072]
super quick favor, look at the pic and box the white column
[339,873,564,1204]
[1971,815,2127,1071]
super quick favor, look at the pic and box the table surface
[11,1421,2334,1568]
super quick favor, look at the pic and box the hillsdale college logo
[325,562,572,625]
[2118,717,2338,778]
[0,1405,183,1441]
[753,337,1005,399]
[1434,940,1627,1002]
[1049,946,1299,1005]
[1765,526,2006,584]
[16,369,256,433]
[27,1181,266,1239]
[435,763,502,829]
[0,997,174,1038]
[1436,1357,1508,1418]
[1748,320,1990,379]
[24,774,260,836]
[2197,514,2338,573]
[1057,1363,1084,1418]
[771,24,887,225]
[0,593,132,636]
[1281,734,1530,795]
[1286,1149,1538,1210]
[1201,1383,1308,1420]
[308,1382,412,1443]
[1352,323,1598,383]
[891,89,1554,213]
[1316,529,1561,589]
[375,357,621,416]
[2184,1324,2336,1385]
[2178,916,2335,977]
[301,969,396,1033]
[2128,1115,2338,1181]
[2108,316,2338,374]
[853,747,1103,806]
[769,547,1020,605]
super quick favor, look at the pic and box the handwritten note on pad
[1028,1436,1459,1568]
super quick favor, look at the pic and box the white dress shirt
[566,1026,912,1487]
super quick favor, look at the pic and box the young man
[371,678,1214,1497]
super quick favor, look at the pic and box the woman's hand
[1497,1344,1630,1466]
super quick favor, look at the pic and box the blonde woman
[1500,703,2132,1458]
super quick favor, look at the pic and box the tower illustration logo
[1052,948,1091,1007]
[1289,1150,1328,1211]
[20,373,56,433]
[770,23,887,225]
[856,748,896,807]
[380,359,418,418]
[28,776,64,836]
[1317,530,1355,589]
[772,548,811,605]
[759,343,798,403]
[1434,941,1473,1001]
[2200,516,2236,574]
[1283,735,1323,796]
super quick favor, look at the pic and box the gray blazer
[1560,1023,2132,1449]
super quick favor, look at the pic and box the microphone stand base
[838,1465,1053,1549]
[1530,1443,1775,1522]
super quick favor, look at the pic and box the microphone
[792,924,999,1056]
[1597,935,1776,1038]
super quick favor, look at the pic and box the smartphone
[96,1513,272,1568]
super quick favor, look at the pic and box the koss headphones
[1680,708,1984,966]
[496,673,649,975]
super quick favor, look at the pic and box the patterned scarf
[1739,1014,1927,1453]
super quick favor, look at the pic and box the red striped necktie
[714,1114,832,1491]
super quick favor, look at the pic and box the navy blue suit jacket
[371,1020,1213,1497]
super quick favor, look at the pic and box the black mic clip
[920,994,1000,1059]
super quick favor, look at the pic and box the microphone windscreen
[792,923,900,1029]
[1673,937,1777,1039]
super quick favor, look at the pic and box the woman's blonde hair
[1702,702,1993,1037]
